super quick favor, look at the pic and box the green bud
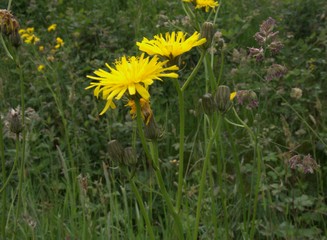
[108,140,124,163]
[144,116,162,141]
[200,22,215,50]
[214,85,231,113]
[201,93,215,115]
[9,108,23,134]
[123,147,138,166]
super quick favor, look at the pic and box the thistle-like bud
[8,108,23,134]
[214,85,231,113]
[108,140,124,164]
[144,115,162,141]
[201,22,215,50]
[200,93,215,115]
[123,147,138,166]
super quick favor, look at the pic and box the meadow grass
[1,0,326,239]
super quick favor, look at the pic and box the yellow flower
[230,92,237,100]
[54,37,64,49]
[195,0,219,12]
[19,27,40,44]
[86,53,179,115]
[47,23,57,32]
[37,64,45,72]
[125,98,153,125]
[39,45,44,52]
[136,31,206,60]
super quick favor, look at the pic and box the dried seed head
[0,9,20,36]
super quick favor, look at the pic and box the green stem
[232,107,262,239]
[7,0,13,10]
[150,141,184,240]
[13,53,26,239]
[0,118,5,240]
[173,80,185,213]
[0,34,13,60]
[134,101,183,239]
[193,116,221,240]
[130,179,155,240]
[181,50,206,92]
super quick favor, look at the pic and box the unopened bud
[201,22,215,50]
[9,108,23,134]
[214,85,232,113]
[201,93,215,115]
[144,116,162,141]
[108,140,124,163]
[123,147,138,166]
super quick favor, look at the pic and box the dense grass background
[1,0,326,239]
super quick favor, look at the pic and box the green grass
[1,0,326,239]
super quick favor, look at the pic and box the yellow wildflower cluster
[19,27,40,44]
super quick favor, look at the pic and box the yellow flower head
[195,0,219,12]
[37,64,45,72]
[19,27,40,44]
[125,98,153,125]
[47,23,57,32]
[54,37,64,49]
[86,53,179,115]
[136,31,206,60]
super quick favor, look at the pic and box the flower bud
[200,93,215,115]
[144,115,162,141]
[108,140,124,163]
[214,85,231,113]
[8,108,23,134]
[123,147,138,166]
[200,22,215,50]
